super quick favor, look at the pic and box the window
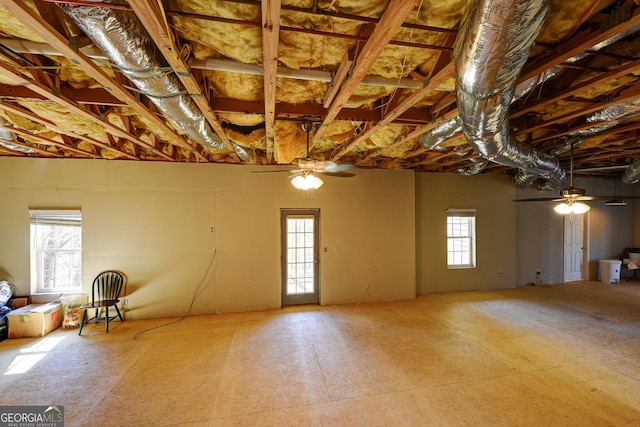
[30,210,82,294]
[447,209,476,269]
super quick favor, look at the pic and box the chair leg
[105,306,109,332]
[114,304,123,322]
[78,309,87,335]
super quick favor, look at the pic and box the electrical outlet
[365,284,371,290]
[429,275,433,281]
[123,298,129,306]
[499,271,503,278]
[210,226,216,233]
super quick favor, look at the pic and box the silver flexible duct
[585,99,640,126]
[0,117,33,153]
[622,157,640,184]
[60,3,248,160]
[419,116,461,151]
[513,169,537,187]
[423,16,638,181]
[457,160,488,176]
[455,0,566,189]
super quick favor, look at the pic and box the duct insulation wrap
[454,0,565,188]
[419,116,461,151]
[457,160,488,176]
[419,17,637,163]
[60,3,247,159]
[623,157,640,184]
[0,117,33,153]
[513,169,537,187]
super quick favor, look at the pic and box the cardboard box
[8,297,28,309]
[7,302,63,339]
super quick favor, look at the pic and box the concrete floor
[1,281,640,426]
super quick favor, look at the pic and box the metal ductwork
[422,4,638,182]
[572,99,640,184]
[59,3,248,160]
[575,99,640,136]
[454,0,566,189]
[0,116,33,153]
[419,116,461,151]
[457,160,488,176]
[622,157,640,184]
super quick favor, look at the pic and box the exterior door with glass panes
[281,209,320,306]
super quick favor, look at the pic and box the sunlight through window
[4,336,66,376]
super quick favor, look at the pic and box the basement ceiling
[0,0,639,186]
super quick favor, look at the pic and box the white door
[563,213,584,282]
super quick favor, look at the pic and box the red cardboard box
[7,302,63,338]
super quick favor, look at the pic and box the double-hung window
[447,209,476,269]
[30,209,82,294]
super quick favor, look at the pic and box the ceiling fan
[514,144,639,212]
[252,123,356,189]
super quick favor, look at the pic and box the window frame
[29,209,83,294]
[446,208,476,269]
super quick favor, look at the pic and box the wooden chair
[79,271,125,335]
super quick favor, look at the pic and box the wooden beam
[512,57,640,119]
[0,59,174,160]
[313,0,419,142]
[332,62,454,160]
[0,144,24,156]
[0,138,62,157]
[520,5,640,82]
[324,52,354,108]
[208,97,434,124]
[530,119,640,146]
[520,85,640,134]
[260,0,281,163]
[2,0,198,159]
[129,0,240,162]
[391,10,640,161]
[4,126,100,158]
[0,101,139,160]
[0,84,124,106]
[332,27,457,161]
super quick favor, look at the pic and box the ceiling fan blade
[319,171,356,178]
[323,161,357,173]
[513,197,561,202]
[583,195,640,200]
[250,169,293,174]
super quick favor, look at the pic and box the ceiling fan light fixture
[554,201,590,214]
[570,201,591,214]
[554,202,572,214]
[291,173,323,190]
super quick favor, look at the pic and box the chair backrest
[92,271,125,303]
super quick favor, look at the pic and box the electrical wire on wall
[133,248,217,340]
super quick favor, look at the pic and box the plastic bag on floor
[0,280,15,307]
[61,294,88,328]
